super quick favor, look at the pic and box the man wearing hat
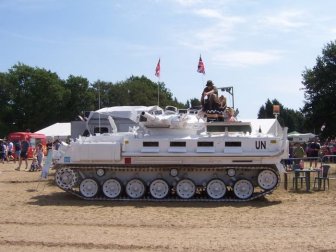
[201,80,220,111]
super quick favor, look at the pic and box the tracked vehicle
[54,103,288,201]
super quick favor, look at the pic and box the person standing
[15,138,29,171]
[0,141,6,164]
[54,139,61,150]
[293,142,305,169]
[308,138,321,168]
[35,143,44,170]
[332,142,336,163]
[7,140,14,162]
[14,141,21,164]
[41,140,53,179]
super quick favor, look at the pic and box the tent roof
[35,122,71,137]
[243,118,281,135]
[288,131,300,134]
[288,132,315,137]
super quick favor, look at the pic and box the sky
[1,0,336,119]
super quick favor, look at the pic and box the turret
[138,111,206,136]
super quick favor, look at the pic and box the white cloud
[176,8,245,50]
[173,0,204,7]
[177,27,234,51]
[193,8,223,19]
[212,50,283,67]
[192,8,245,24]
[330,27,336,36]
[259,10,307,31]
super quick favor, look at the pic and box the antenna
[219,86,234,108]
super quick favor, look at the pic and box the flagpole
[98,81,101,133]
[157,78,160,107]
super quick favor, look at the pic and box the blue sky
[1,0,336,118]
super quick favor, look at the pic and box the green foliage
[257,99,305,133]
[63,75,96,120]
[90,76,185,108]
[258,99,278,119]
[0,65,185,137]
[257,40,336,138]
[189,98,202,109]
[302,40,336,139]
[2,63,67,134]
[0,72,13,135]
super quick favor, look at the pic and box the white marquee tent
[35,122,71,141]
[287,131,316,143]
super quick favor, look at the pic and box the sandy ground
[0,162,336,252]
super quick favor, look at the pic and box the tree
[257,99,305,133]
[189,98,201,109]
[258,99,277,119]
[0,63,202,137]
[5,63,67,133]
[91,76,185,108]
[302,40,336,139]
[0,72,14,136]
[63,75,96,121]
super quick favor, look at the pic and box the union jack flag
[155,58,160,77]
[197,55,205,74]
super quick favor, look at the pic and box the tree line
[258,40,336,140]
[0,40,335,139]
[0,64,185,136]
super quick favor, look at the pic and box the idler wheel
[233,179,253,200]
[176,179,196,199]
[206,179,227,199]
[79,178,99,198]
[149,179,169,199]
[55,167,77,190]
[102,178,122,198]
[257,169,278,190]
[126,179,146,199]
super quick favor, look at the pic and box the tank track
[54,164,280,202]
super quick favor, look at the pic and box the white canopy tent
[287,131,316,143]
[246,118,283,136]
[35,122,71,141]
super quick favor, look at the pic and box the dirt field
[0,162,336,252]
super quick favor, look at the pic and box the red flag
[197,55,205,74]
[155,58,160,77]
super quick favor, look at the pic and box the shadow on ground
[27,190,282,209]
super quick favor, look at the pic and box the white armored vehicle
[54,104,288,201]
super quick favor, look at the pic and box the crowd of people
[0,138,61,172]
[1,139,18,164]
[288,137,336,169]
